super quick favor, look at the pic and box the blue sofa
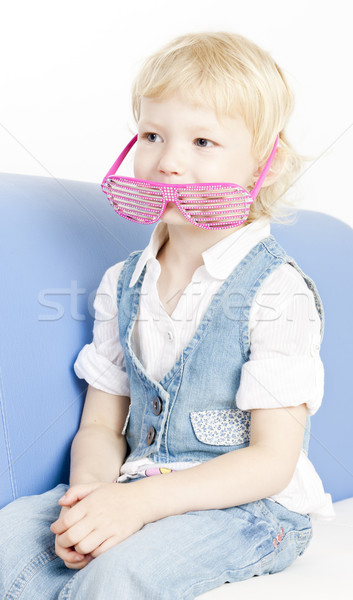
[1,173,352,597]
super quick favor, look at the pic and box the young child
[0,31,335,600]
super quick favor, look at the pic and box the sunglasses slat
[186,205,251,215]
[108,194,162,214]
[104,185,163,208]
[106,177,162,194]
[195,213,247,223]
[179,200,246,207]
[109,195,162,216]
[183,203,251,212]
[110,204,159,223]
[112,187,162,202]
[109,202,160,220]
[178,191,249,199]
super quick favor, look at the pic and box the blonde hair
[131,31,304,224]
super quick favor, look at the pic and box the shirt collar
[202,216,271,279]
[129,223,169,287]
[129,218,271,287]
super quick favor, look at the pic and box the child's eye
[140,132,162,143]
[195,138,215,148]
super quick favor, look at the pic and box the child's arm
[136,403,308,521]
[69,384,130,485]
[52,384,130,568]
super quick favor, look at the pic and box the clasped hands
[50,481,146,570]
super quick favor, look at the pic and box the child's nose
[158,146,186,177]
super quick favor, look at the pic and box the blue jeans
[0,483,312,599]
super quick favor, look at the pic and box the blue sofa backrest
[1,173,352,508]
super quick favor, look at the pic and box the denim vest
[117,234,324,467]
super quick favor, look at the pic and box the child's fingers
[60,543,94,570]
[55,539,85,563]
[64,554,93,570]
[58,483,101,505]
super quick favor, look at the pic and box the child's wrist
[132,475,175,525]
[69,473,106,486]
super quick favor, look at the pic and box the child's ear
[252,146,286,188]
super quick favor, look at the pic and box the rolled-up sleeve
[236,264,324,416]
[74,261,130,396]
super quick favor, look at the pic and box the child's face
[134,93,258,228]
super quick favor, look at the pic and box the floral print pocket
[190,408,251,446]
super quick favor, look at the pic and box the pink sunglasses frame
[101,134,279,230]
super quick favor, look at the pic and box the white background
[1,0,352,227]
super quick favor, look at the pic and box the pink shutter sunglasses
[101,134,279,231]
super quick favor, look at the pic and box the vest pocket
[190,408,251,446]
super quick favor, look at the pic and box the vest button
[152,396,163,416]
[146,426,156,445]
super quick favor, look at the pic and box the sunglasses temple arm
[102,134,138,180]
[251,134,279,200]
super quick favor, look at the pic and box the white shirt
[74,217,335,521]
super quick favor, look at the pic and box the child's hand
[50,482,145,559]
[53,505,94,570]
